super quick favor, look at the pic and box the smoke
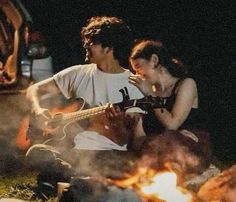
[140,130,212,177]
[0,93,28,141]
[68,149,138,179]
[0,90,30,174]
[0,83,68,174]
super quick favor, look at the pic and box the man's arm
[26,77,61,116]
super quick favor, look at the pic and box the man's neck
[97,59,126,74]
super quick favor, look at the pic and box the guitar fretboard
[47,96,164,125]
[62,105,107,122]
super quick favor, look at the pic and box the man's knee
[25,144,59,169]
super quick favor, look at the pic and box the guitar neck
[60,99,138,124]
[53,96,165,124]
[61,105,107,123]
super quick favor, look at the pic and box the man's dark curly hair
[81,16,133,67]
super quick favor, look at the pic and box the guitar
[16,96,165,150]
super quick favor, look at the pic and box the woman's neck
[156,75,179,96]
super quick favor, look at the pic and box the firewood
[197,165,236,202]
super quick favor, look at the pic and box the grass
[0,170,43,201]
[0,166,57,202]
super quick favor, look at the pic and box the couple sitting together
[25,16,212,188]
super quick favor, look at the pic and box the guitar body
[16,99,85,151]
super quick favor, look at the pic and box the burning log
[197,165,236,202]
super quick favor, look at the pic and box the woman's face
[130,58,159,84]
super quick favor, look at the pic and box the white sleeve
[53,65,83,99]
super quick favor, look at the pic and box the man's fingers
[105,103,123,121]
[42,110,52,119]
[113,105,121,113]
[105,103,113,118]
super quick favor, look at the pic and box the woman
[128,39,212,175]
[129,39,208,135]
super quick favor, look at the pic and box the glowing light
[140,171,192,202]
[112,166,194,202]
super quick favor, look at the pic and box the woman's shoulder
[175,77,198,95]
[179,77,197,88]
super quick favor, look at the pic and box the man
[26,16,144,157]
[25,16,145,199]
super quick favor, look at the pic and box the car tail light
[28,30,45,43]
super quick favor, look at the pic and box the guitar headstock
[116,96,166,112]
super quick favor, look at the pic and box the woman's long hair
[130,40,187,78]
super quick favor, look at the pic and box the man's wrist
[31,105,42,115]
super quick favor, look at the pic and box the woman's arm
[153,78,198,130]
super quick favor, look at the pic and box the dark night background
[21,0,235,163]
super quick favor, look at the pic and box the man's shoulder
[67,63,96,71]
[56,64,97,75]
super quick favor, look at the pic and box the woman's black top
[143,79,208,135]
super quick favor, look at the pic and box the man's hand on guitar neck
[105,103,124,127]
[104,103,142,145]
[105,103,141,129]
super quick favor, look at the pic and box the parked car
[0,0,53,87]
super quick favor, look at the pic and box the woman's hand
[129,75,154,96]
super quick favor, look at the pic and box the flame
[16,115,32,150]
[140,171,192,202]
[113,166,194,202]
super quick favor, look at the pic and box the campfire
[139,171,193,202]
[113,165,197,202]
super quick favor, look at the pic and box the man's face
[83,40,107,65]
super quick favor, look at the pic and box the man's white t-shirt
[53,64,144,106]
[53,64,144,150]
